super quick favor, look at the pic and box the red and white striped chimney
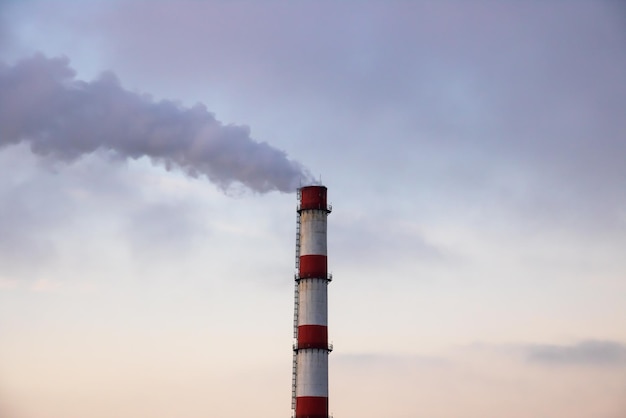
[292,185,332,418]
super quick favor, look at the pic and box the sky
[1,1,625,417]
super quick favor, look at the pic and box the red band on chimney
[299,255,327,278]
[297,325,328,349]
[295,396,328,418]
[300,186,327,211]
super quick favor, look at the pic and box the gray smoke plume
[0,54,312,192]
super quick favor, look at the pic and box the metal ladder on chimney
[291,189,302,413]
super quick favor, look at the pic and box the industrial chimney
[292,185,332,418]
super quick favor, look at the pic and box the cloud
[0,146,64,276]
[526,340,626,367]
[124,200,209,258]
[334,352,448,370]
[333,214,448,273]
[0,0,17,53]
[0,143,144,280]
[30,278,63,293]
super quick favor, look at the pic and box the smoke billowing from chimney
[0,54,313,192]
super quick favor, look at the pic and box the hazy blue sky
[1,1,625,417]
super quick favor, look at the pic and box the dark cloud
[81,1,626,228]
[527,340,626,367]
[0,54,312,193]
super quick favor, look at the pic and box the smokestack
[0,54,312,193]
[292,185,332,418]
